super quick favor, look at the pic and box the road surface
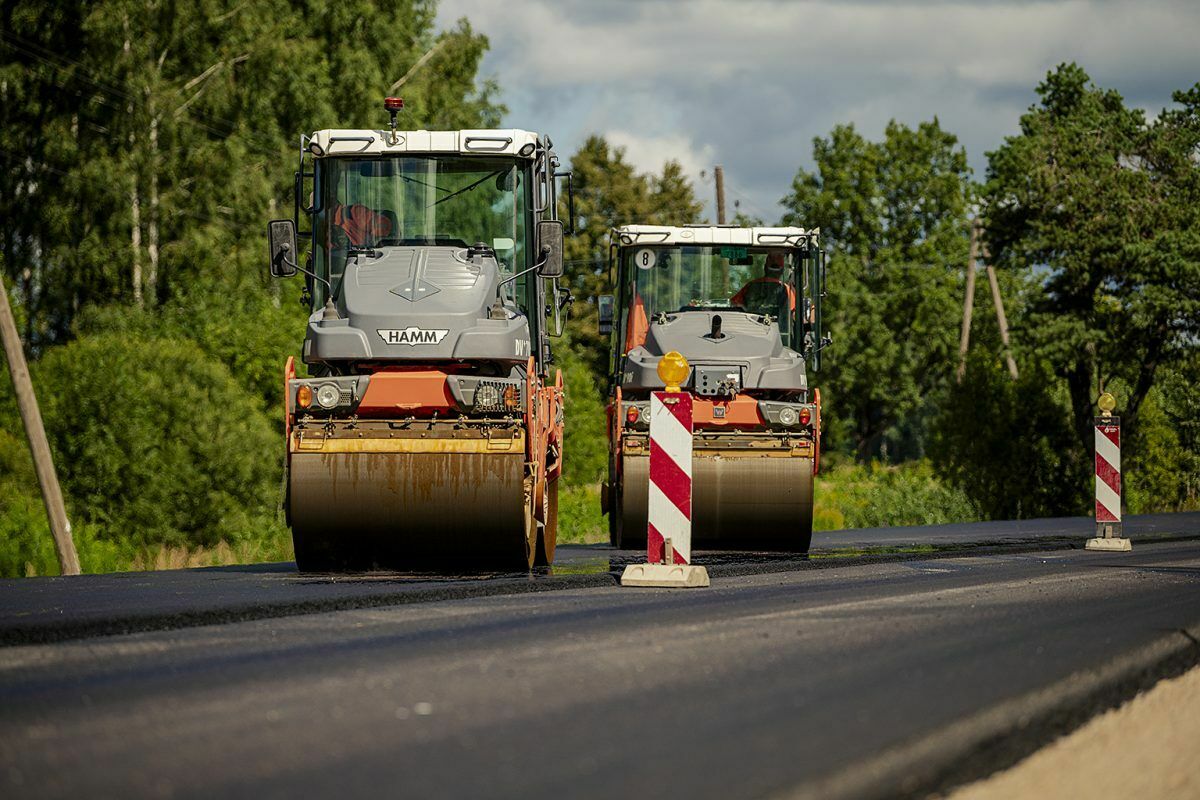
[0,513,1197,799]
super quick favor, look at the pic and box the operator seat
[737,280,792,339]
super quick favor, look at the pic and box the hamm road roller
[599,225,828,552]
[267,99,572,571]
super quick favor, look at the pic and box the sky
[434,0,1200,223]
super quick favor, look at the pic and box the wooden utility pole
[985,263,1019,381]
[714,165,727,224]
[958,219,1019,383]
[956,220,980,384]
[0,273,80,575]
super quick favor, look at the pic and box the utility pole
[0,272,80,575]
[955,220,980,384]
[985,262,1019,381]
[714,165,727,224]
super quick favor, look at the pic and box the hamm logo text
[378,327,449,346]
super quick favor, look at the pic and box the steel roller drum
[620,453,814,552]
[289,451,528,570]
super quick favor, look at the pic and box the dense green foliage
[980,65,1200,508]
[0,5,1195,577]
[781,120,975,461]
[0,0,506,574]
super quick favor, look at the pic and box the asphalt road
[1,526,1198,799]
[1,512,1196,645]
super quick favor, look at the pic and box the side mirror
[598,294,614,335]
[268,219,298,278]
[537,219,565,278]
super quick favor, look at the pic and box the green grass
[548,459,981,553]
[558,484,608,545]
[814,458,979,531]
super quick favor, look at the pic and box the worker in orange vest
[731,252,795,313]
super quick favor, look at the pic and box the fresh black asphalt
[1,512,1196,645]
[0,518,1198,800]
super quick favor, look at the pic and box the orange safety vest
[332,204,393,246]
[731,276,796,312]
[624,293,649,352]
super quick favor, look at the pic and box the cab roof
[613,225,818,247]
[309,128,542,159]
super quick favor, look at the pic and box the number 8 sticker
[635,248,657,270]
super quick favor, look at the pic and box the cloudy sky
[435,0,1200,222]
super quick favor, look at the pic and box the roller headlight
[475,383,501,409]
[778,406,799,427]
[315,383,340,409]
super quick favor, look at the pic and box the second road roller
[599,225,829,552]
[267,98,572,571]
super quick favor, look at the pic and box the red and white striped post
[1086,392,1131,552]
[647,390,693,565]
[622,352,710,588]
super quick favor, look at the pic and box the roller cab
[269,103,571,571]
[599,225,829,552]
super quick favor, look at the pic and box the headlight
[316,383,340,409]
[778,406,798,427]
[475,383,501,409]
[296,385,313,409]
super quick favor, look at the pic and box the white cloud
[604,130,716,183]
[439,0,1200,220]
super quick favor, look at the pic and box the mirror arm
[499,246,551,288]
[277,247,332,291]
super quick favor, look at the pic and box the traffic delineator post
[1086,392,1130,552]
[622,354,709,588]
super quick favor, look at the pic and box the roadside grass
[558,483,608,545]
[814,458,980,532]
[553,459,981,550]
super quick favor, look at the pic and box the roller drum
[289,451,528,570]
[619,452,813,552]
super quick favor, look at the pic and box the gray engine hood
[303,245,531,364]
[621,311,807,393]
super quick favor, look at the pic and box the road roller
[599,225,829,552]
[266,99,571,571]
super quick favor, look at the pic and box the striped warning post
[1087,415,1130,551]
[621,390,708,587]
[1095,418,1121,525]
[647,390,693,565]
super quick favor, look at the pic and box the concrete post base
[620,563,710,588]
[1085,537,1132,552]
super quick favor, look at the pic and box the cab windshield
[620,245,803,347]
[313,155,529,288]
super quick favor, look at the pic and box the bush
[26,333,285,550]
[931,355,1087,519]
[558,334,608,488]
[0,429,132,576]
[1125,389,1196,513]
[815,458,979,530]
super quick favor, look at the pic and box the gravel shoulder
[949,664,1200,800]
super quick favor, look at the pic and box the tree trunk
[147,114,159,305]
[130,174,142,307]
[1065,357,1095,477]
[124,25,142,308]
